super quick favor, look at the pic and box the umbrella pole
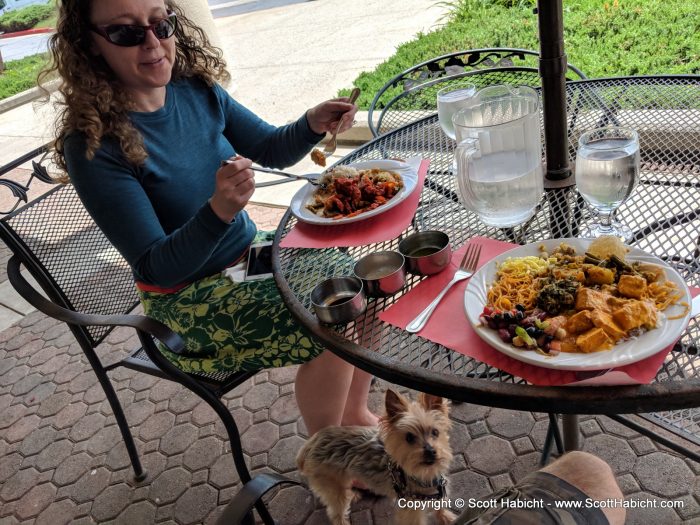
[536,0,572,183]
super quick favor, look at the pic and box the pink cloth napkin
[379,236,700,386]
[279,159,430,249]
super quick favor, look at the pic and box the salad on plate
[478,237,689,357]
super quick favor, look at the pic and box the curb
[0,79,59,114]
[0,27,54,39]
[334,111,375,145]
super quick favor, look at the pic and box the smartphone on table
[245,242,274,280]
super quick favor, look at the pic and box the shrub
[0,3,55,33]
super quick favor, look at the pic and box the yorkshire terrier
[297,389,456,525]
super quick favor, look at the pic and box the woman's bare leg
[295,350,354,435]
[340,368,379,427]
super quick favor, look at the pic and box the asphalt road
[0,2,306,58]
[0,33,50,62]
[209,0,310,18]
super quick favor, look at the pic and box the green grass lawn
[0,53,51,100]
[0,1,56,101]
[344,0,700,108]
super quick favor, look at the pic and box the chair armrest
[7,254,186,355]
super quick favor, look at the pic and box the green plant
[0,3,55,33]
[0,53,51,100]
[343,0,699,108]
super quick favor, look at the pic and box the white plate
[463,238,692,371]
[289,158,420,226]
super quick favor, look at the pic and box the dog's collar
[386,457,447,501]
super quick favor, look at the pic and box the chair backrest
[368,48,587,137]
[0,149,138,349]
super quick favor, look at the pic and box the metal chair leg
[551,413,564,454]
[540,413,564,466]
[541,424,555,465]
[608,414,700,463]
[97,367,146,481]
[256,500,276,525]
[192,385,282,524]
[215,473,302,525]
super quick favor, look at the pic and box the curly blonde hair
[39,0,230,178]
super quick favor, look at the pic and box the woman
[40,0,376,434]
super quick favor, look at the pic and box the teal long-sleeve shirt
[65,78,324,287]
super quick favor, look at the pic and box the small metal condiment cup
[398,230,452,275]
[353,251,406,297]
[310,276,367,324]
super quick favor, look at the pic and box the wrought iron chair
[367,47,587,137]
[0,146,296,525]
[367,48,588,247]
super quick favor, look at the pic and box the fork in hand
[406,243,482,334]
[250,166,322,186]
[220,161,323,187]
[323,87,361,160]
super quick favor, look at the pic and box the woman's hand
[210,156,255,223]
[306,96,359,136]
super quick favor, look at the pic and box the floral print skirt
[137,232,334,374]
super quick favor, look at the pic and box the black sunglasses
[90,12,177,47]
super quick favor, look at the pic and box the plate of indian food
[289,158,419,225]
[463,237,692,371]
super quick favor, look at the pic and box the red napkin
[279,159,430,249]
[379,236,700,386]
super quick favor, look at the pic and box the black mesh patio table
[272,76,700,452]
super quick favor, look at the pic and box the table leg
[562,414,581,451]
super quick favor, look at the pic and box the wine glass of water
[437,83,477,139]
[575,127,640,241]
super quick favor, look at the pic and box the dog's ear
[418,392,449,414]
[385,389,410,419]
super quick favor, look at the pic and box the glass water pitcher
[452,85,544,228]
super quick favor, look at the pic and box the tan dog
[297,389,456,525]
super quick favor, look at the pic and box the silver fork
[220,161,323,186]
[251,166,321,186]
[323,87,361,159]
[406,243,482,334]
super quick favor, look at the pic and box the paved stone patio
[1,205,700,524]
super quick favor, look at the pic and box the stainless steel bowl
[353,251,406,297]
[398,231,452,275]
[310,276,366,324]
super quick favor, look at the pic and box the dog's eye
[431,428,440,438]
[405,432,416,444]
